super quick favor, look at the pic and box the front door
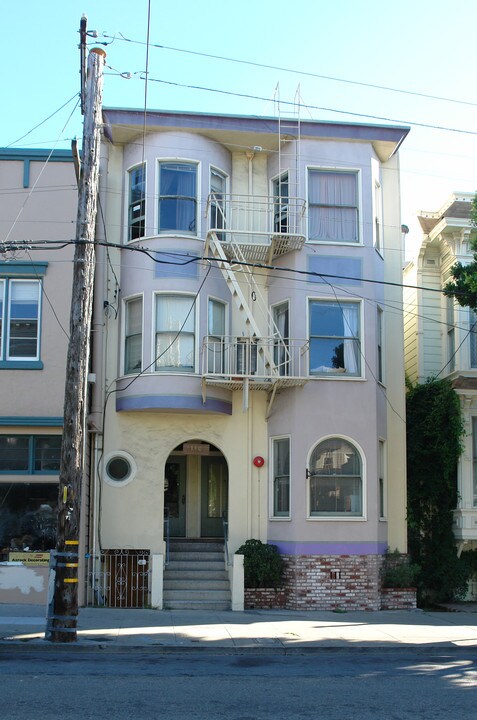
[201,456,228,537]
[164,456,186,537]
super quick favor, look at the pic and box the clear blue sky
[2,0,477,250]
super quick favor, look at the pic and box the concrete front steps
[163,539,231,610]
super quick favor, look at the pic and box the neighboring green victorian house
[404,192,477,596]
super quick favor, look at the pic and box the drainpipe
[245,151,254,232]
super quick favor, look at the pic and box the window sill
[306,239,363,247]
[0,360,43,370]
[269,516,292,522]
[308,374,365,381]
[306,515,367,522]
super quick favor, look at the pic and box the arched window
[308,438,362,517]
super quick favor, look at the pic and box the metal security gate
[86,549,150,608]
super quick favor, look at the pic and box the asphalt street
[1,648,476,719]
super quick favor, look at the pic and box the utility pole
[46,45,106,643]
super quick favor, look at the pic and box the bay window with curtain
[155,294,195,372]
[309,299,361,376]
[308,169,359,243]
[158,162,197,234]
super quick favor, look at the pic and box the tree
[406,378,468,603]
[443,193,477,309]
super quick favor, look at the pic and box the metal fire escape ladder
[276,84,302,200]
[206,231,278,365]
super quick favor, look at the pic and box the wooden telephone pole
[46,46,105,643]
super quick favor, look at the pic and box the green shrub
[382,552,420,588]
[236,539,285,588]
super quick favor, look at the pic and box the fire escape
[202,103,309,413]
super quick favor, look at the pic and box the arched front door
[164,442,228,538]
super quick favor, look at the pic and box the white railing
[207,192,306,239]
[202,335,309,379]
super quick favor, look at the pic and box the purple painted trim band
[270,541,388,556]
[116,394,232,415]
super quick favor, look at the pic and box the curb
[1,640,476,655]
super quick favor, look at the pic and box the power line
[6,94,80,148]
[99,32,477,109]
[139,75,476,136]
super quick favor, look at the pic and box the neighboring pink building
[0,149,77,603]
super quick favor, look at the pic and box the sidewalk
[1,604,477,651]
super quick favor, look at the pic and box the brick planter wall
[380,588,417,610]
[244,587,287,609]
[281,554,384,611]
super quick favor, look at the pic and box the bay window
[308,437,363,517]
[308,169,359,243]
[158,162,197,234]
[309,300,361,376]
[128,164,145,241]
[207,298,226,373]
[155,294,195,372]
[124,297,143,375]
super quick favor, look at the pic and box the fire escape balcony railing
[201,335,309,385]
[206,193,306,262]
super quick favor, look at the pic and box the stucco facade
[87,109,409,610]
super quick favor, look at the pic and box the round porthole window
[104,451,136,487]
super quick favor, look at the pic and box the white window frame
[306,434,366,520]
[126,162,146,243]
[122,294,144,376]
[209,165,228,238]
[378,438,387,520]
[377,306,384,384]
[306,167,362,245]
[270,435,291,519]
[4,278,41,362]
[156,159,200,237]
[271,299,291,377]
[446,297,456,373]
[307,297,363,378]
[153,292,198,374]
[472,418,477,508]
[271,171,290,234]
[469,308,477,369]
[372,158,383,253]
[207,295,228,375]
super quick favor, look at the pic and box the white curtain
[342,304,359,374]
[309,171,357,242]
[155,295,194,369]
